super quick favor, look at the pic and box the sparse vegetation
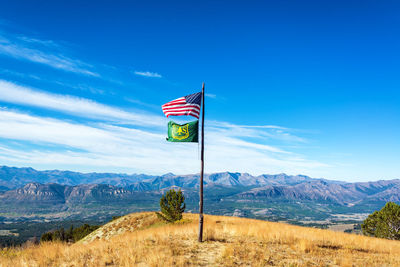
[112,215,122,221]
[156,189,186,222]
[1,212,400,266]
[362,202,400,240]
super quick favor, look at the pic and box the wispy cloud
[0,68,107,95]
[0,105,327,175]
[15,35,60,48]
[0,80,163,127]
[0,68,42,81]
[0,78,326,175]
[0,33,99,77]
[205,93,217,99]
[208,121,306,143]
[134,71,162,78]
[124,97,160,110]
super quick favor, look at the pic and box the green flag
[167,120,199,142]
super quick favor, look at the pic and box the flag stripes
[162,92,202,119]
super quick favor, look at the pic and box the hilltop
[1,212,400,266]
[2,166,400,246]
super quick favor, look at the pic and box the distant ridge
[0,166,154,189]
[0,182,159,204]
[0,165,335,190]
[0,166,399,206]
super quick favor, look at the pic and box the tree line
[40,224,99,243]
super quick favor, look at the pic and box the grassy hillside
[1,212,400,266]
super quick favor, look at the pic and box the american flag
[162,92,202,119]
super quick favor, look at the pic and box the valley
[0,166,396,245]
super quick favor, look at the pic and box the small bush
[156,189,186,222]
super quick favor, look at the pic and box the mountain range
[0,166,340,189]
[0,166,399,207]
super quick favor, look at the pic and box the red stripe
[164,109,199,113]
[162,102,186,108]
[161,96,200,119]
[165,111,200,119]
[164,110,200,116]
[162,98,186,107]
[162,108,199,113]
[169,97,185,102]
[162,103,200,108]
[162,105,200,113]
[163,99,185,105]
[163,109,200,114]
[164,112,200,118]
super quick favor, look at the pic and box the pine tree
[156,189,186,222]
[362,202,400,240]
[67,225,74,242]
[60,227,65,241]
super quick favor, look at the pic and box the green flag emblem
[167,120,199,142]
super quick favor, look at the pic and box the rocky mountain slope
[0,182,160,204]
[237,179,400,205]
[0,166,153,189]
[1,166,400,207]
[0,166,334,190]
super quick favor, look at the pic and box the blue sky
[0,0,399,181]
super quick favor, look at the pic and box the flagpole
[198,82,205,242]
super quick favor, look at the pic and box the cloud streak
[0,33,99,76]
[0,80,164,127]
[0,73,326,175]
[205,93,216,99]
[134,71,162,78]
[0,107,327,175]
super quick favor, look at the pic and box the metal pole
[198,82,205,242]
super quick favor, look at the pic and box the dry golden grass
[1,212,400,266]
